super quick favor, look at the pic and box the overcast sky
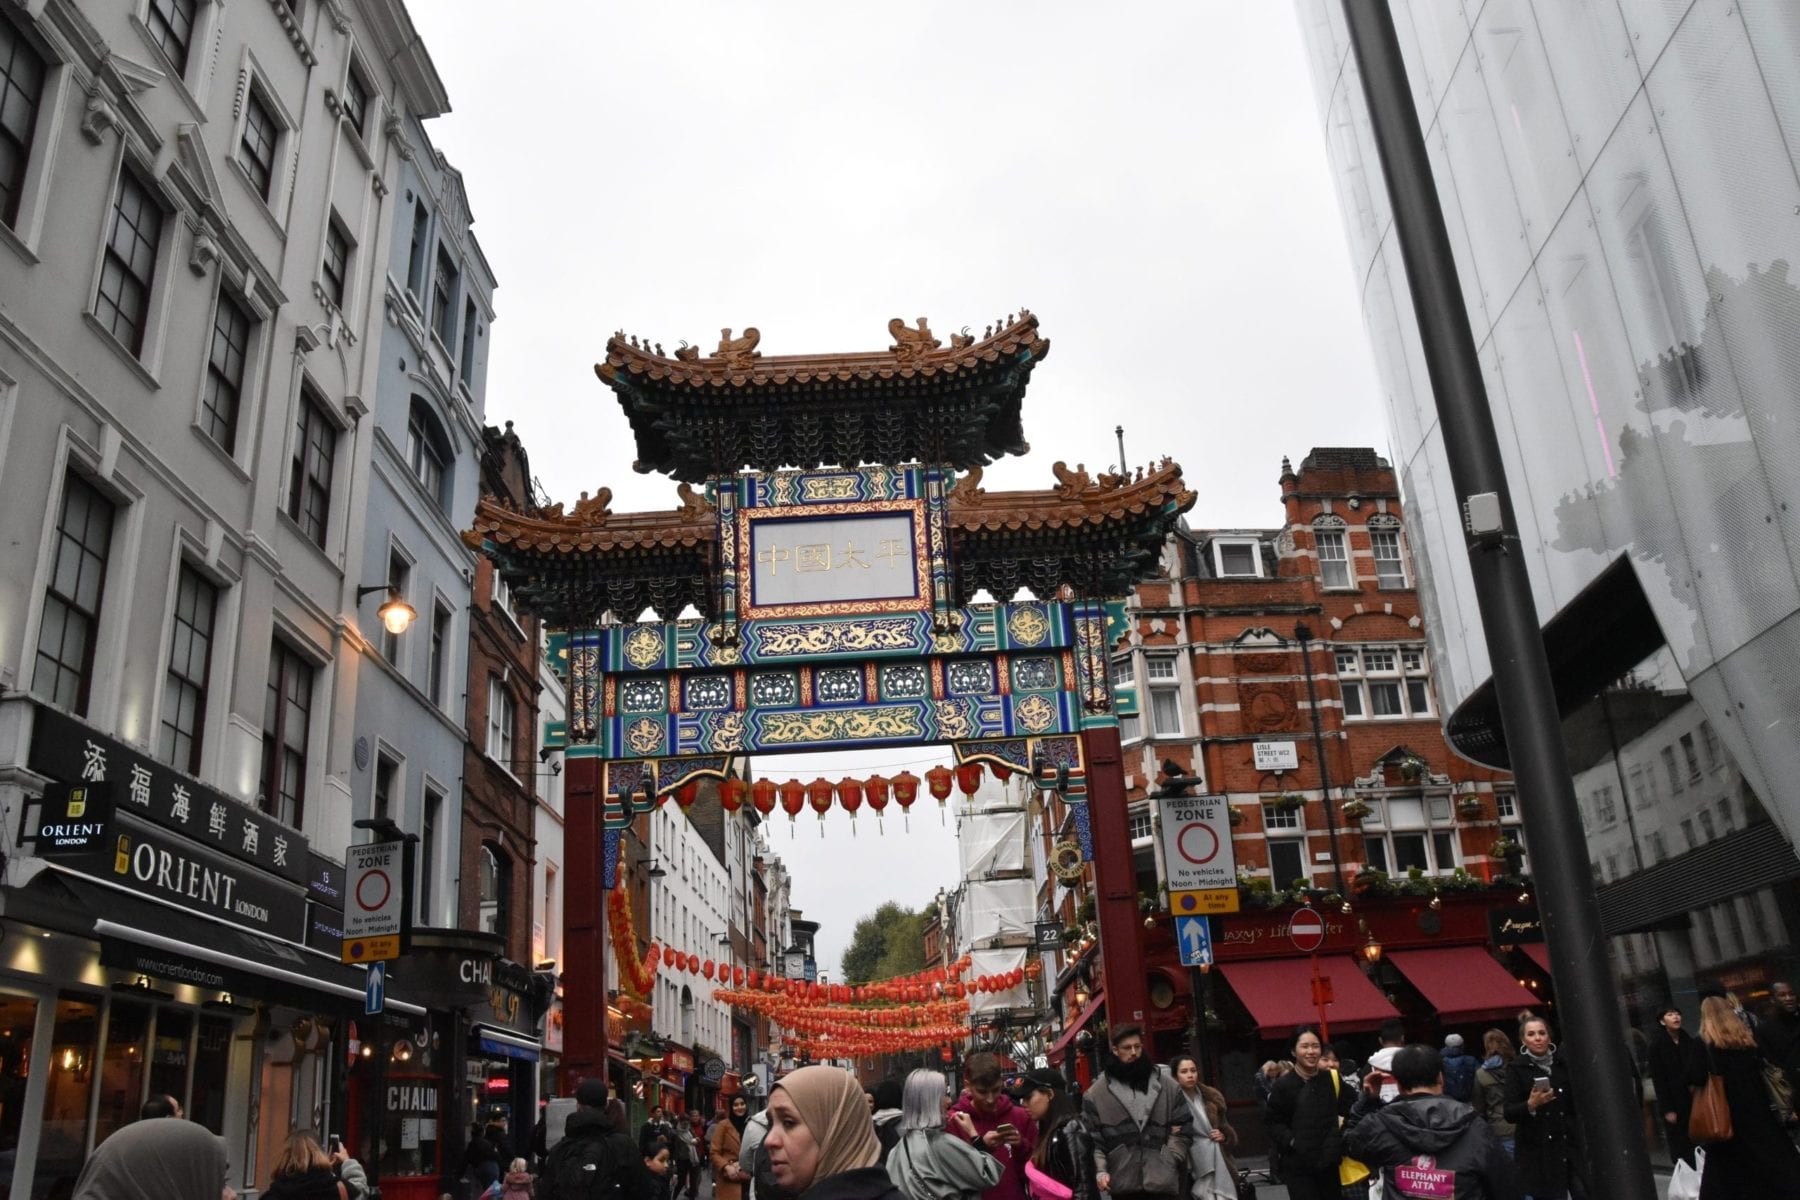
[407,2,1386,977]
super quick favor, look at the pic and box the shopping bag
[1667,1150,1702,1200]
[1688,1071,1733,1144]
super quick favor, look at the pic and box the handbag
[1688,1052,1734,1144]
[1765,1060,1798,1125]
[1024,1160,1074,1200]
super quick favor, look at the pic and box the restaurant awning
[1386,947,1539,1023]
[1218,956,1399,1037]
[1524,943,1552,974]
[1046,989,1106,1063]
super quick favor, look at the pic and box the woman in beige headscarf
[764,1066,906,1200]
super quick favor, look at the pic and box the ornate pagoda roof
[467,460,1195,627]
[596,312,1050,481]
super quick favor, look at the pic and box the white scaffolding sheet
[968,946,1031,1015]
[957,807,1026,877]
[956,878,1037,951]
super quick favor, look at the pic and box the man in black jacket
[1346,1045,1520,1200]
[542,1080,645,1200]
[1645,1004,1705,1168]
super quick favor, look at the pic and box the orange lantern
[807,778,834,834]
[702,960,716,980]
[864,775,890,832]
[954,761,983,797]
[676,780,700,812]
[838,778,864,835]
[733,965,745,987]
[720,776,747,813]
[925,764,954,801]
[779,779,806,830]
[751,777,777,817]
[991,762,1013,783]
[892,771,920,829]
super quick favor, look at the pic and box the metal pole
[1114,425,1127,477]
[1293,625,1345,894]
[1310,951,1331,1044]
[1339,3,1655,1195]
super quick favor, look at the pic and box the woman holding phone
[1502,1015,1581,1199]
[887,1070,1004,1200]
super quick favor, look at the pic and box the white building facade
[0,0,466,1193]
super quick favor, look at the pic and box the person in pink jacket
[945,1052,1038,1200]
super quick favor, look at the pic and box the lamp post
[1293,623,1345,894]
[1338,4,1655,1195]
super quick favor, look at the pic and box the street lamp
[356,584,416,635]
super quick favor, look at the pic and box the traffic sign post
[365,961,386,1015]
[1176,915,1213,968]
[1288,907,1330,1040]
[343,839,410,964]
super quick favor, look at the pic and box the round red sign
[1288,907,1325,952]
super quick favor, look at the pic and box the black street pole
[1293,624,1345,895]
[1339,3,1655,1196]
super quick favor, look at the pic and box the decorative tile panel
[947,660,996,696]
[815,667,863,704]
[881,663,929,699]
[683,674,732,711]
[621,678,667,713]
[749,671,798,708]
[1011,656,1058,691]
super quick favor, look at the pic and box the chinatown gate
[466,313,1194,1090]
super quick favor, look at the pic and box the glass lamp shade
[378,595,416,635]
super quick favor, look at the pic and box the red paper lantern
[954,761,983,796]
[720,776,747,813]
[925,764,954,801]
[865,775,889,813]
[991,762,1012,783]
[837,777,864,817]
[807,778,834,819]
[892,771,920,809]
[751,777,777,816]
[702,960,716,980]
[779,779,806,822]
[676,780,700,811]
[733,965,745,987]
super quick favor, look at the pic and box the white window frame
[1369,524,1407,589]
[487,677,515,773]
[1127,804,1153,844]
[1267,838,1309,888]
[0,11,74,262]
[132,0,222,104]
[1315,525,1351,589]
[1338,643,1433,721]
[1211,538,1262,578]
[1118,712,1143,743]
[231,68,295,215]
[1261,802,1301,831]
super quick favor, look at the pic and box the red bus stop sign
[1289,907,1325,953]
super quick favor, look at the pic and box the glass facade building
[1298,1,1800,1041]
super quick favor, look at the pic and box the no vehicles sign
[1157,794,1236,893]
[343,839,407,963]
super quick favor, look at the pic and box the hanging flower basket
[1490,836,1523,859]
[1228,806,1245,826]
[1398,756,1426,783]
[1340,799,1374,822]
[1457,794,1485,817]
[1272,793,1305,813]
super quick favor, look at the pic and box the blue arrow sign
[365,961,386,1015]
[1176,915,1214,968]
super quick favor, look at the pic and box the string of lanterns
[655,760,1012,833]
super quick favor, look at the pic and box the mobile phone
[329,1134,343,1154]
[996,1123,1017,1137]
[1530,1078,1554,1095]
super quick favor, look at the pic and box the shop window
[37,994,99,1197]
[95,998,151,1146]
[189,1015,232,1134]
[377,1072,441,1179]
[0,995,37,1179]
[147,1007,192,1110]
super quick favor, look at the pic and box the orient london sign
[1156,792,1236,893]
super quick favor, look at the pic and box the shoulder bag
[1688,1050,1734,1144]
[1330,1071,1372,1189]
[1765,1060,1798,1126]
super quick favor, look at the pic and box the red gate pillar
[1081,725,1149,1031]
[562,756,606,1092]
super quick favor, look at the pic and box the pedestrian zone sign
[1157,793,1237,893]
[343,839,406,963]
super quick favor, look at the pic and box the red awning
[1387,947,1540,1023]
[1524,943,1552,973]
[1047,989,1106,1063]
[1218,956,1400,1037]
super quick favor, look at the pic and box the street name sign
[1176,915,1214,968]
[343,839,405,963]
[1252,741,1299,771]
[1157,792,1236,893]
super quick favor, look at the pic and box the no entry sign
[1157,793,1237,893]
[1288,907,1325,953]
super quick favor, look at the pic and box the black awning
[37,871,424,1015]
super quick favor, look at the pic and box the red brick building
[1039,450,1548,1116]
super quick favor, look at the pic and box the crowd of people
[56,979,1800,1200]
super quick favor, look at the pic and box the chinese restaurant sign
[30,705,309,884]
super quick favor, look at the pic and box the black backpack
[542,1131,628,1200]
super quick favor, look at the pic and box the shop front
[0,703,409,1198]
[660,1045,694,1116]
